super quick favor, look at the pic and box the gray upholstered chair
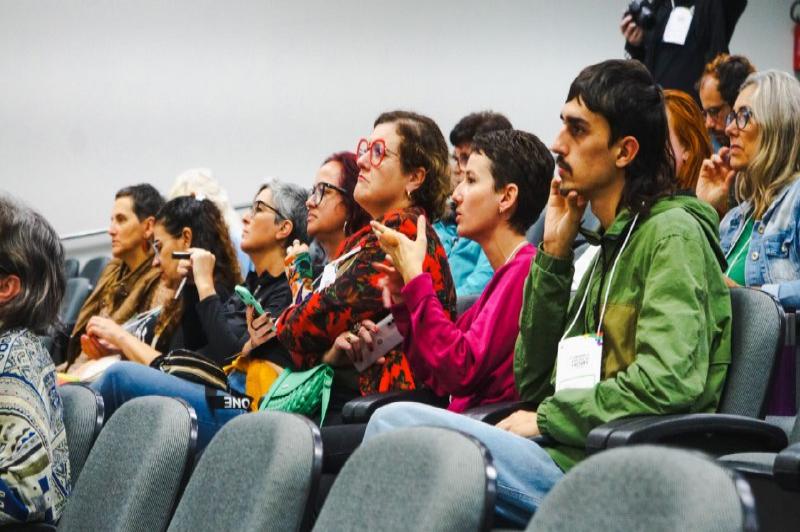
[57,396,197,532]
[584,287,788,455]
[78,256,110,289]
[58,384,104,482]
[63,258,80,279]
[167,411,322,532]
[719,414,800,531]
[467,288,790,454]
[313,427,496,532]
[48,277,91,364]
[527,445,757,532]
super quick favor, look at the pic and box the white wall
[0,0,793,261]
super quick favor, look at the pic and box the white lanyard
[561,214,639,340]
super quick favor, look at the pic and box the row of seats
[330,287,799,530]
[41,387,758,532]
[41,256,110,364]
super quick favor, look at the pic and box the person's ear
[615,136,640,169]
[405,167,426,197]
[142,216,156,240]
[276,219,294,242]
[0,274,21,305]
[498,183,519,217]
[181,227,193,248]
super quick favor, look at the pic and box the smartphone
[353,313,404,372]
[234,285,266,316]
[172,251,191,260]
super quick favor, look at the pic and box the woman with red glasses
[275,110,456,421]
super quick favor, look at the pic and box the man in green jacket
[362,59,732,527]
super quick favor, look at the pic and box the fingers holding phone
[244,305,276,354]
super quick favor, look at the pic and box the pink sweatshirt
[391,244,535,412]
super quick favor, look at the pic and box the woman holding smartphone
[89,181,312,450]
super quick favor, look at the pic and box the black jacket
[195,269,292,367]
[625,0,747,100]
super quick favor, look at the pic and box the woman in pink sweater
[342,129,554,411]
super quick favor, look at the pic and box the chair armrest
[775,442,800,491]
[462,400,539,425]
[586,413,788,456]
[341,389,448,424]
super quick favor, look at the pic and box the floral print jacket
[276,207,456,395]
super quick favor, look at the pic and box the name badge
[662,6,693,45]
[555,334,603,392]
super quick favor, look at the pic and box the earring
[343,220,349,235]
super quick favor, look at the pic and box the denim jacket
[719,178,800,309]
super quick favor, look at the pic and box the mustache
[556,156,572,174]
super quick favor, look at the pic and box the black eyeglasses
[702,105,728,121]
[308,182,347,206]
[451,150,471,171]
[251,200,285,220]
[725,107,754,131]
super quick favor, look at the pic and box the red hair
[664,89,712,190]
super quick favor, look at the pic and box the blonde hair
[737,71,800,219]
[168,168,242,234]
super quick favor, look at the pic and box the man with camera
[621,0,747,101]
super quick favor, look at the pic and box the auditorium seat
[78,256,110,289]
[465,287,789,457]
[527,445,757,532]
[56,396,197,532]
[58,384,104,483]
[167,411,322,532]
[47,277,91,364]
[63,258,80,279]
[313,427,496,532]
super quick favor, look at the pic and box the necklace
[504,240,528,265]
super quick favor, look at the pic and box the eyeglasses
[309,182,347,206]
[250,200,285,220]
[725,107,753,131]
[356,138,399,168]
[702,105,728,121]
[451,150,471,172]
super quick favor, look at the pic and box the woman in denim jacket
[698,70,800,310]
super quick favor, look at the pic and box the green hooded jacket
[514,195,732,471]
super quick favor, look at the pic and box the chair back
[167,411,322,532]
[527,445,757,532]
[59,277,91,326]
[57,396,197,532]
[719,287,786,418]
[58,384,104,482]
[313,427,496,532]
[78,256,110,289]
[64,258,80,279]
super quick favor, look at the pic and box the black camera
[625,0,656,31]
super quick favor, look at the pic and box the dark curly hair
[471,129,554,234]
[324,151,371,236]
[374,110,451,221]
[697,53,756,107]
[567,59,675,216]
[450,111,513,146]
[156,196,241,291]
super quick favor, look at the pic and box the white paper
[555,335,603,392]
[662,6,693,46]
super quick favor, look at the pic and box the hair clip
[193,192,206,202]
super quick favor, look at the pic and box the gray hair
[0,195,66,334]
[258,179,309,245]
[737,70,800,218]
